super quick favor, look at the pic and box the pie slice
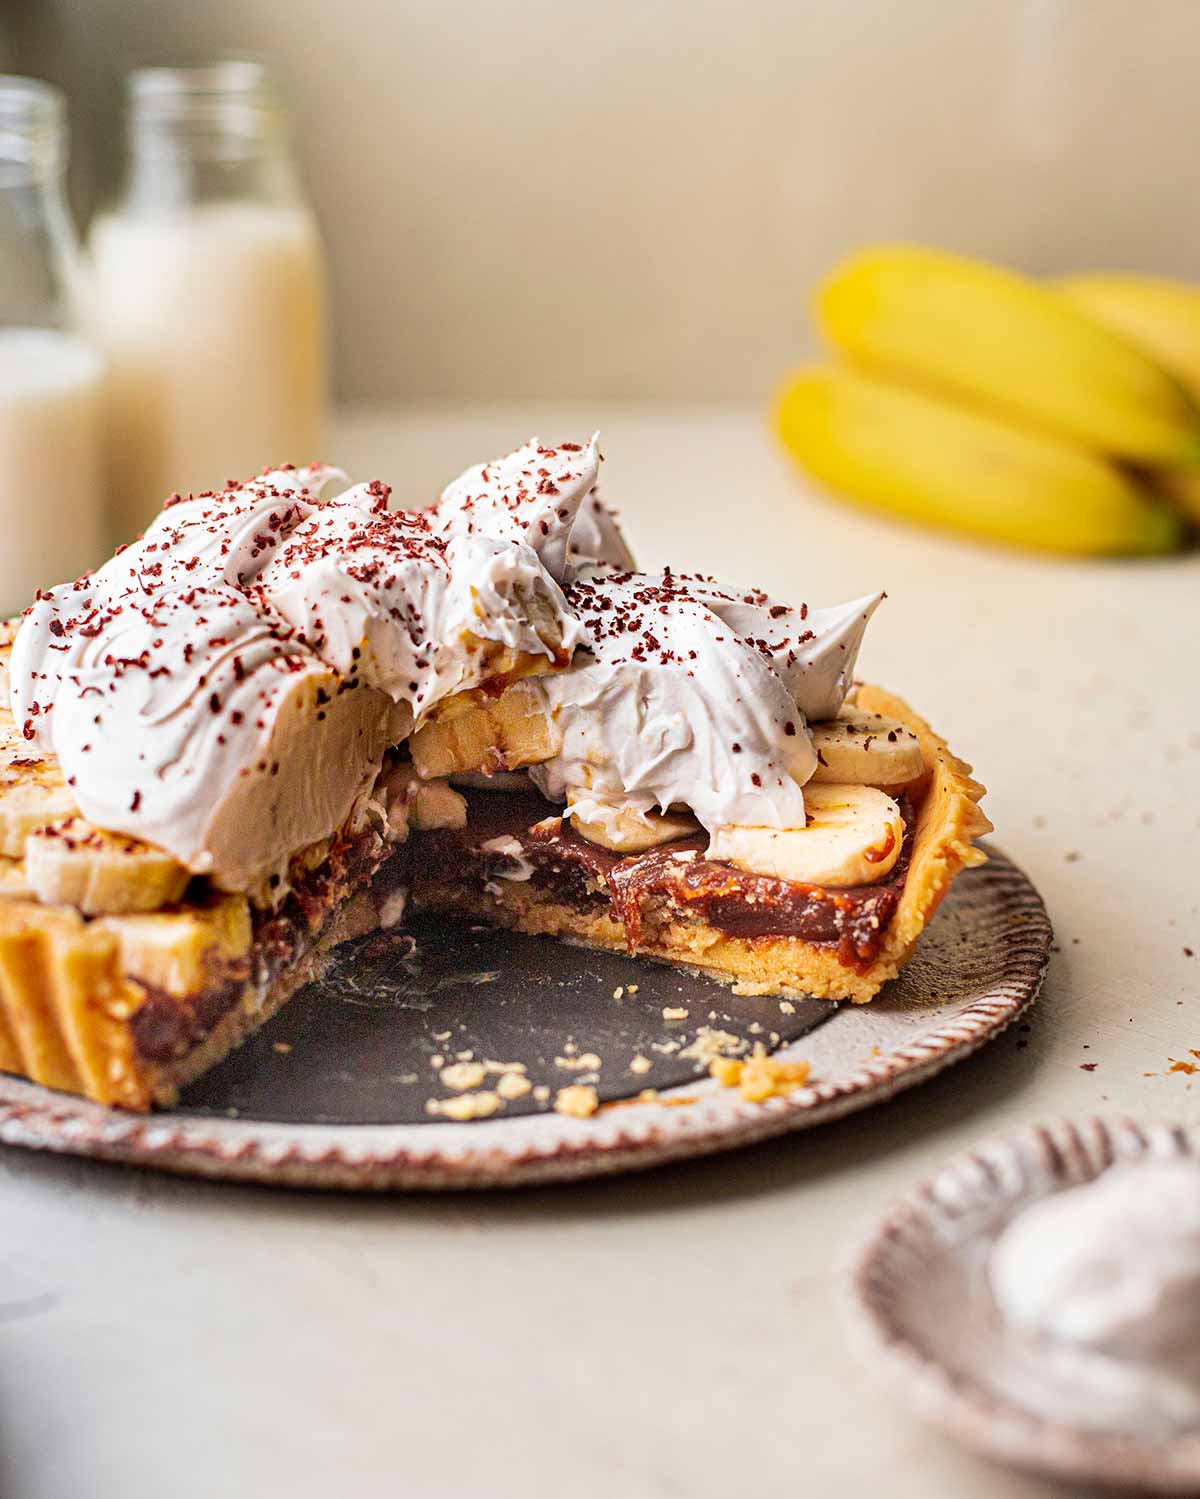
[0,441,991,1110]
[408,683,989,1004]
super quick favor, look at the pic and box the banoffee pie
[0,438,989,1109]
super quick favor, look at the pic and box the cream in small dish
[847,1118,1200,1493]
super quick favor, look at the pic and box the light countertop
[3,405,1198,1499]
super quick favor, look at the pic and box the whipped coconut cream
[433,439,882,841]
[434,434,635,578]
[10,456,583,891]
[990,1162,1200,1428]
[528,571,881,841]
[9,432,885,891]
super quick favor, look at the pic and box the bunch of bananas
[774,245,1200,555]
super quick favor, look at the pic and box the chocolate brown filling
[415,790,914,973]
[131,970,249,1063]
[130,779,914,1065]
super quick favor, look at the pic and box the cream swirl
[10,460,583,890]
[527,570,882,839]
[254,481,581,717]
[9,435,884,889]
[434,435,601,581]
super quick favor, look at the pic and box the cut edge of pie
[0,681,990,1111]
[409,683,991,1006]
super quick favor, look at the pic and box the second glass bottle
[90,60,328,541]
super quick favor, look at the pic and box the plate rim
[0,848,1050,1190]
[844,1115,1200,1492]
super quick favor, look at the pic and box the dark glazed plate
[178,913,838,1124]
[0,847,1050,1189]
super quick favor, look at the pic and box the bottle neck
[0,75,67,190]
[0,77,84,330]
[115,62,301,213]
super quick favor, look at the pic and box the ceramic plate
[0,847,1049,1189]
[846,1116,1200,1493]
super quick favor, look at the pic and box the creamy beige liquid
[90,201,326,542]
[0,328,105,615]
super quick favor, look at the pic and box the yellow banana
[1057,273,1200,526]
[818,246,1200,465]
[1058,273,1200,401]
[1154,469,1200,527]
[774,366,1182,556]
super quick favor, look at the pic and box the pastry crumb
[426,1090,501,1120]
[554,1084,599,1118]
[612,986,624,1000]
[555,1051,601,1071]
[532,1084,551,1103]
[272,1041,292,1054]
[440,1061,486,1091]
[779,1000,795,1015]
[662,1006,689,1021]
[709,1045,812,1102]
[629,1054,652,1075]
[679,1027,744,1066]
[496,1072,532,1101]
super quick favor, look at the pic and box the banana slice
[94,890,252,997]
[0,855,33,900]
[569,799,700,854]
[410,680,559,780]
[708,783,903,887]
[379,765,468,832]
[809,708,924,787]
[0,754,77,858]
[24,817,191,915]
[0,716,27,760]
[410,779,467,832]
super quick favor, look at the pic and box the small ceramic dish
[845,1117,1200,1493]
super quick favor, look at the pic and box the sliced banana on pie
[409,680,559,780]
[378,764,468,832]
[0,753,78,858]
[24,818,191,915]
[568,799,700,854]
[708,783,904,887]
[808,708,925,787]
[0,855,32,900]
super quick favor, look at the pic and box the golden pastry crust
[0,884,379,1111]
[0,898,148,1109]
[850,683,992,993]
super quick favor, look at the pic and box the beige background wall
[12,0,1200,401]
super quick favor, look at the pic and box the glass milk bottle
[90,62,327,541]
[0,77,105,616]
